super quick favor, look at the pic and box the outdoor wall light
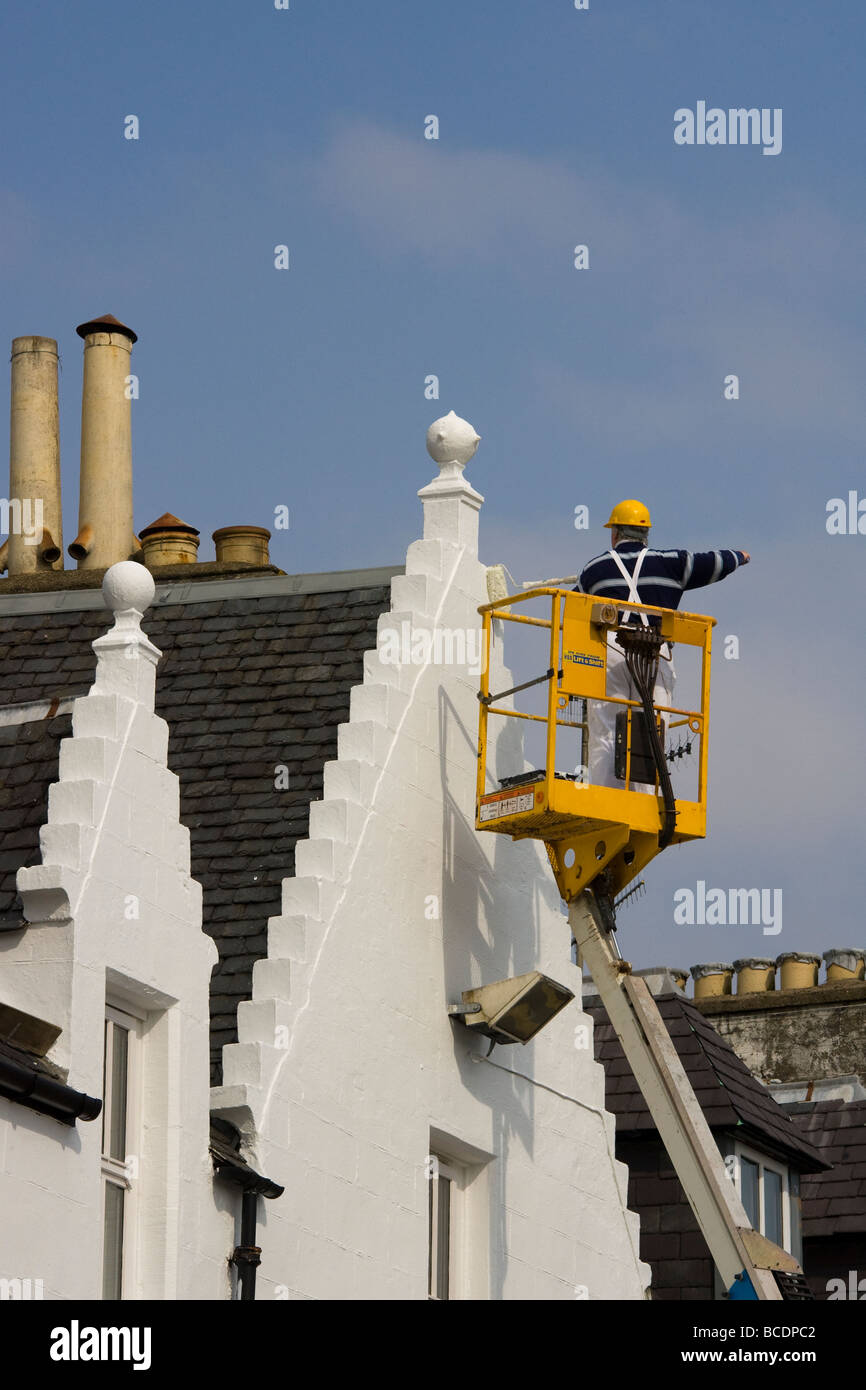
[448,971,574,1045]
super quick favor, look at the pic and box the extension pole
[571,888,785,1299]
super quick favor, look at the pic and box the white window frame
[733,1141,792,1253]
[428,1154,468,1300]
[101,1002,144,1300]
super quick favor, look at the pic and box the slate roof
[587,992,827,1172]
[0,714,71,930]
[0,576,393,1082]
[786,1100,866,1237]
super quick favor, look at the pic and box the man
[575,500,750,791]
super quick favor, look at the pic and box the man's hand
[740,551,750,563]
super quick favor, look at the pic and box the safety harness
[606,547,677,848]
[607,546,650,623]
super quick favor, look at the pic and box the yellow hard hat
[604,499,651,529]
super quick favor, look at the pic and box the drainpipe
[235,1189,261,1302]
[210,1121,284,1301]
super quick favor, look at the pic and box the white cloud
[314,119,862,287]
[314,118,650,266]
[314,121,866,452]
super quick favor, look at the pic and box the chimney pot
[775,952,821,991]
[633,966,690,997]
[212,525,270,567]
[140,513,200,567]
[822,948,866,983]
[733,957,777,994]
[75,313,138,343]
[690,963,734,999]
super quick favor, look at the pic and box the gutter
[0,1040,101,1126]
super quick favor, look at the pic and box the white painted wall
[213,421,650,1300]
[0,425,650,1302]
[0,564,230,1299]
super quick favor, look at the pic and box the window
[426,1133,491,1299]
[732,1143,791,1252]
[101,1004,142,1299]
[427,1154,464,1300]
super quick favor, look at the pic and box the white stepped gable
[212,416,649,1300]
[6,562,225,1299]
[217,522,483,1104]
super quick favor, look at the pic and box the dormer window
[732,1141,791,1252]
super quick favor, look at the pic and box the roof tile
[0,581,391,1081]
[587,993,827,1170]
[787,1100,866,1237]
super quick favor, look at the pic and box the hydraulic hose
[617,627,677,849]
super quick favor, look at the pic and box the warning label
[564,650,604,669]
[480,791,534,822]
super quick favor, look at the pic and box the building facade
[0,325,650,1300]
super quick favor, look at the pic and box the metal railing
[476,587,714,838]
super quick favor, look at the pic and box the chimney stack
[7,336,63,574]
[69,314,137,569]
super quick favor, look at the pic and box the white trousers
[587,644,675,792]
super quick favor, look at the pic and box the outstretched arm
[681,548,749,590]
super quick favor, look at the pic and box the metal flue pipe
[70,314,137,569]
[8,336,63,574]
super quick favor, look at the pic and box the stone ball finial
[426,410,481,470]
[102,559,156,615]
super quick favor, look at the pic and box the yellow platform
[475,588,714,904]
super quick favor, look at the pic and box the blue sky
[1,1,864,969]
